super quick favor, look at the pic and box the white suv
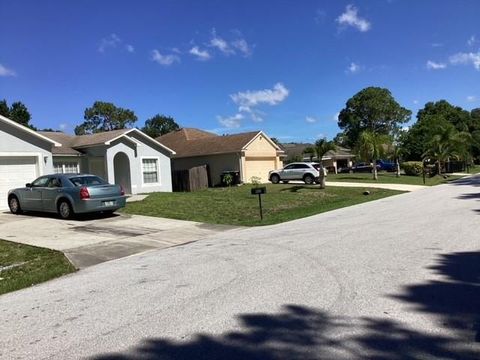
[268,162,326,185]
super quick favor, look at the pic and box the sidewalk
[325,181,428,192]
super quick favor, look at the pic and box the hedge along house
[157,128,284,185]
[38,128,175,194]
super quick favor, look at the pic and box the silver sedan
[8,174,127,219]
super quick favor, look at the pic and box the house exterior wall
[243,134,283,183]
[0,122,53,174]
[172,153,240,186]
[105,137,172,194]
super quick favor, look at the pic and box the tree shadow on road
[92,252,480,360]
[392,251,480,344]
[449,175,480,187]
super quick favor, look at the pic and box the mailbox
[251,187,266,195]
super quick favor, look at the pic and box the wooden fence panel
[172,165,209,192]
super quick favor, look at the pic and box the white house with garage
[0,114,175,209]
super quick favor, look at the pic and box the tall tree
[142,114,180,138]
[401,100,474,161]
[313,138,336,188]
[337,87,411,148]
[0,99,36,130]
[356,130,390,180]
[75,101,137,135]
[0,99,9,117]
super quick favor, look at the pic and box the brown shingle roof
[71,129,131,147]
[37,131,81,155]
[157,129,263,157]
[39,129,133,155]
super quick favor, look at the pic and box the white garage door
[244,157,277,183]
[0,156,38,209]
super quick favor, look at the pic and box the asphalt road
[1,176,479,359]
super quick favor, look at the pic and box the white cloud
[346,62,361,73]
[449,52,480,70]
[98,33,121,53]
[426,60,447,70]
[231,39,252,57]
[431,43,444,48]
[305,116,317,123]
[231,83,289,114]
[336,5,371,32]
[332,112,340,121]
[217,113,243,128]
[59,123,68,131]
[413,99,419,105]
[467,35,476,46]
[0,64,16,77]
[208,29,253,57]
[189,46,211,61]
[151,50,180,66]
[125,44,135,53]
[209,29,234,55]
[467,95,477,102]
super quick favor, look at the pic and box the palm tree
[314,138,336,189]
[422,126,472,175]
[356,131,390,180]
[423,126,473,175]
[302,146,315,162]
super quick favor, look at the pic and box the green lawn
[0,240,76,295]
[466,165,480,174]
[124,184,403,226]
[327,172,462,186]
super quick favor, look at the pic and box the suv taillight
[120,185,125,196]
[79,187,90,200]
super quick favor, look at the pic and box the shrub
[402,161,423,176]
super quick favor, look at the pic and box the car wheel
[58,200,73,219]
[304,174,314,185]
[8,196,22,215]
[270,174,280,184]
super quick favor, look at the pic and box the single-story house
[0,114,175,208]
[281,142,354,173]
[157,128,284,185]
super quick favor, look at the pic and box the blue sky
[1,0,479,142]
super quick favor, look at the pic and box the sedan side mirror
[25,183,32,188]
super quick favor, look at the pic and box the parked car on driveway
[8,174,127,219]
[351,162,381,173]
[268,162,326,185]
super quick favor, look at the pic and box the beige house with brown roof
[157,128,284,185]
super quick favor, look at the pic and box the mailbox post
[251,186,266,220]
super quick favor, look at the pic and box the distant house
[157,128,284,185]
[281,142,355,173]
[0,113,174,209]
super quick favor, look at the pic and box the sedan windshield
[69,176,107,187]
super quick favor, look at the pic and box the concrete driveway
[1,176,479,359]
[0,212,240,268]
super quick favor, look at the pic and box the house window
[53,162,79,174]
[142,158,159,184]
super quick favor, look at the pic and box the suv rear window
[312,164,321,170]
[69,176,107,187]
